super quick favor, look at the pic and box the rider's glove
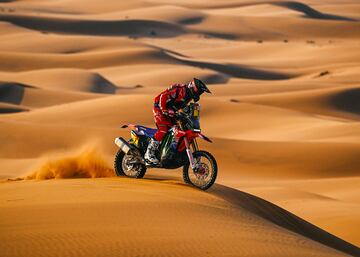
[163,110,175,117]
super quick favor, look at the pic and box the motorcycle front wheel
[183,150,217,190]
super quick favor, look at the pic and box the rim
[189,155,214,188]
[122,153,142,177]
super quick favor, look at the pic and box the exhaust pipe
[114,137,131,154]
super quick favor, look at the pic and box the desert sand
[0,0,360,256]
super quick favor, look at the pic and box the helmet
[187,78,211,102]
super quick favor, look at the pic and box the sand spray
[25,141,115,180]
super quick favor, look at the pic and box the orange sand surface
[0,0,359,256]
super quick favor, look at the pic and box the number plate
[193,110,199,117]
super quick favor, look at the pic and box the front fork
[184,138,199,170]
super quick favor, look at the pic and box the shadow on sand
[210,184,360,257]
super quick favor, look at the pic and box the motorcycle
[113,102,217,190]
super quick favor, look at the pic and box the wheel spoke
[122,153,142,177]
[189,155,213,188]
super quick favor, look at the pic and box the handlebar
[174,111,186,119]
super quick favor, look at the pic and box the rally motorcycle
[114,102,217,190]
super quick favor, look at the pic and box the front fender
[199,133,212,143]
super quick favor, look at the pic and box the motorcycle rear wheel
[183,150,217,190]
[114,147,146,178]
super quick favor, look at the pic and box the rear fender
[121,124,136,130]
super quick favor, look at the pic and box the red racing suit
[153,83,191,141]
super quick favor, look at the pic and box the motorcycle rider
[144,78,211,164]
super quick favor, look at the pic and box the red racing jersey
[154,83,191,113]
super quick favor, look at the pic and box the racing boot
[144,138,160,164]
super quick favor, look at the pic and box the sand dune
[0,69,118,93]
[234,85,360,119]
[0,81,27,104]
[273,1,357,21]
[167,52,293,80]
[213,184,359,256]
[0,102,28,113]
[1,179,358,257]
[1,0,360,255]
[0,14,186,37]
[0,47,181,71]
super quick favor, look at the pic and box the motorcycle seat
[133,125,157,137]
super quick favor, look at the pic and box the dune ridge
[273,1,357,21]
[213,184,360,256]
[0,14,186,37]
[234,85,360,120]
[0,102,29,113]
[0,81,34,104]
[168,52,293,80]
